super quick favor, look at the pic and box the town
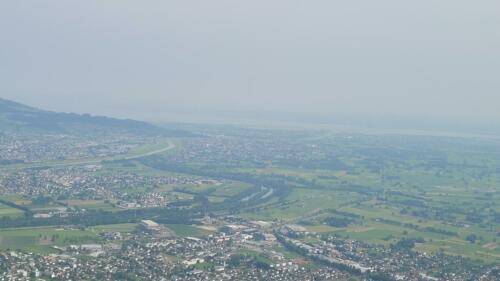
[0,122,499,280]
[0,215,498,280]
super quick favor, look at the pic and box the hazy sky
[1,1,499,128]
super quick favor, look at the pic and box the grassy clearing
[0,195,31,205]
[0,203,23,218]
[59,199,119,212]
[91,223,137,233]
[242,188,360,221]
[166,224,214,237]
[0,227,100,253]
[415,240,500,264]
[0,223,137,254]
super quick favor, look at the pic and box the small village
[1,215,498,281]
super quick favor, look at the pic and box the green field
[2,128,499,267]
[0,223,137,253]
[230,135,500,264]
[166,224,214,237]
[58,199,119,212]
[0,203,23,218]
[0,227,100,253]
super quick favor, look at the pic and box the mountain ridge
[0,98,190,136]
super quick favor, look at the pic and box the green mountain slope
[0,98,189,136]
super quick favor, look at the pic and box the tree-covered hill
[0,98,191,137]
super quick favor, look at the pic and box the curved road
[54,140,176,167]
[1,140,175,170]
[122,141,175,160]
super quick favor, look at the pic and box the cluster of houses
[0,215,498,281]
[0,133,148,164]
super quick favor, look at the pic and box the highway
[0,140,175,170]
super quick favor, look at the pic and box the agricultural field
[0,227,101,253]
[0,203,23,218]
[0,223,138,254]
[209,133,500,264]
[166,224,215,237]
[58,199,119,212]
[0,124,498,278]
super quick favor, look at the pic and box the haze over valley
[0,1,499,280]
